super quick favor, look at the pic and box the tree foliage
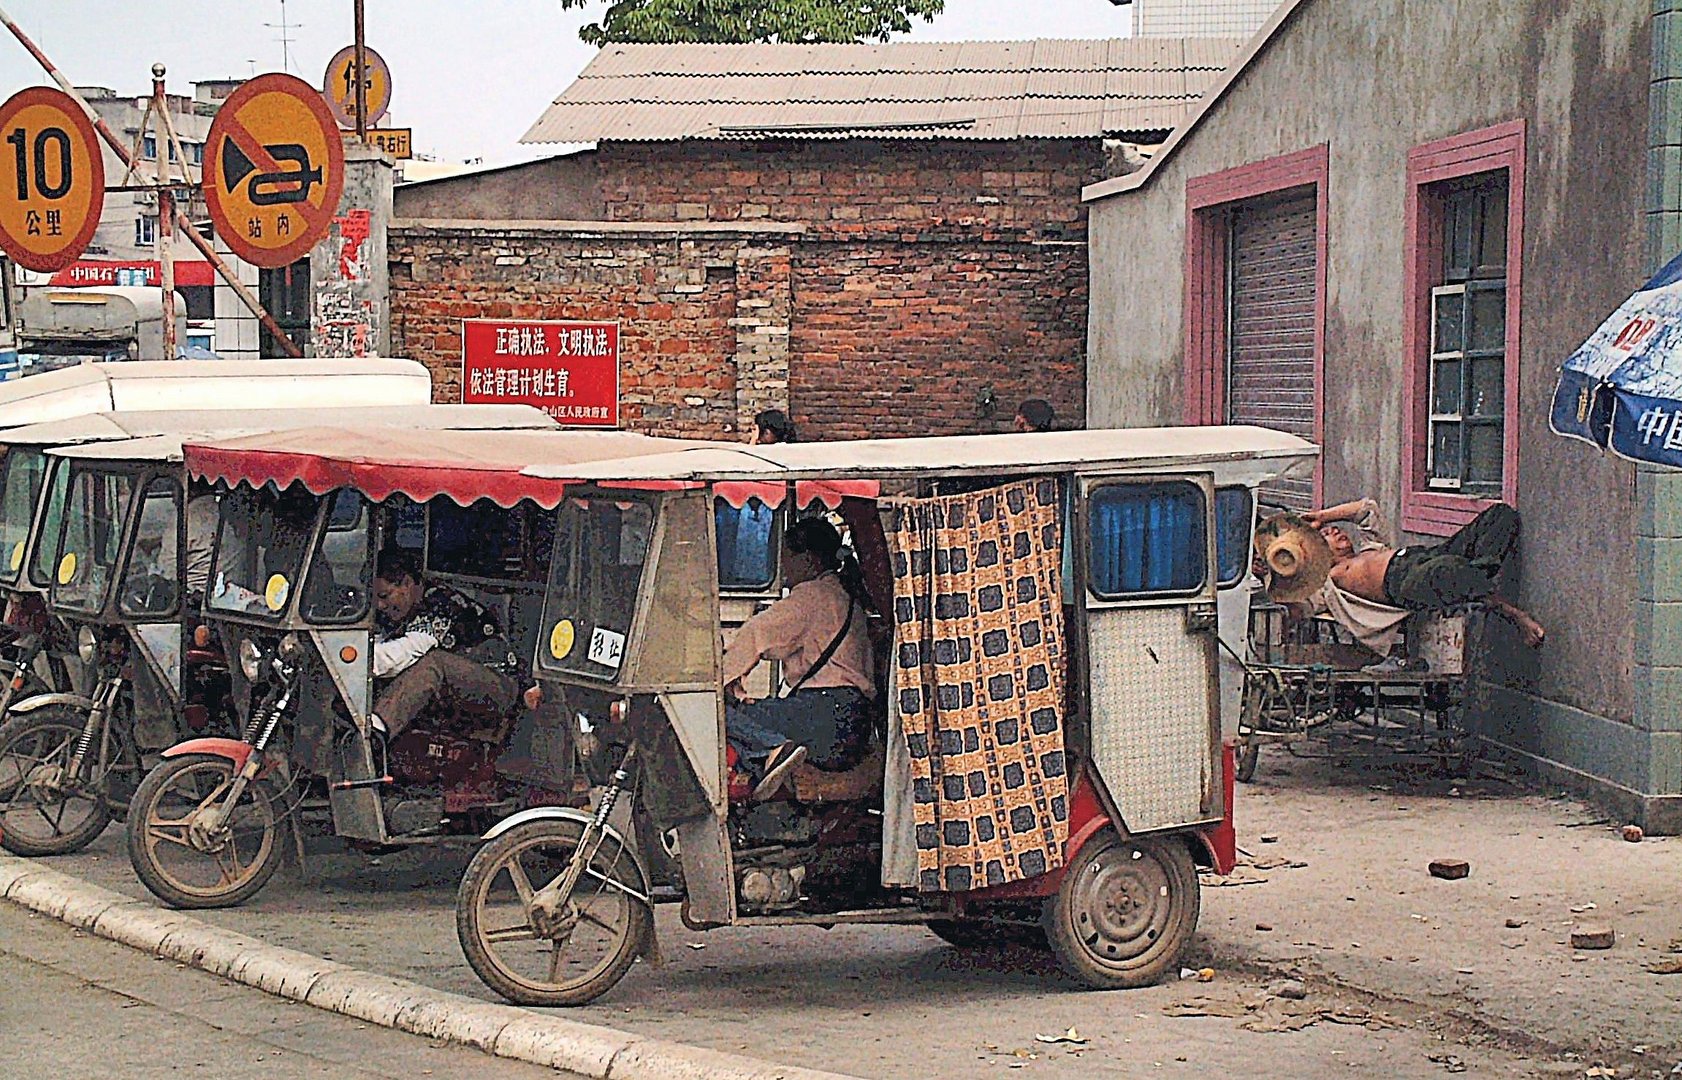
[558,0,946,46]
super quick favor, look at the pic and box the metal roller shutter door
[1228,193,1317,509]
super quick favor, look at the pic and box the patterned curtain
[888,478,1070,893]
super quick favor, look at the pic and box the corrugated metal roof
[523,38,1244,144]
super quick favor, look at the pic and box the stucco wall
[1085,1,1650,771]
[393,153,604,221]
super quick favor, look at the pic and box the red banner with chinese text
[461,318,620,426]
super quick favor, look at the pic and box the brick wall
[389,223,798,436]
[391,139,1097,439]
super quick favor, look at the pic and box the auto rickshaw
[122,425,714,909]
[0,406,557,857]
[450,426,1317,1003]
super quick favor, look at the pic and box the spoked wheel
[0,708,114,856]
[1235,737,1261,784]
[457,818,652,1006]
[1046,830,1199,989]
[125,754,283,909]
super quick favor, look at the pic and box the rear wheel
[457,818,651,1007]
[125,754,283,909]
[0,708,115,856]
[1045,830,1199,989]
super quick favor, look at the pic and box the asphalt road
[0,901,574,1080]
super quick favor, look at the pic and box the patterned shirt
[379,584,519,676]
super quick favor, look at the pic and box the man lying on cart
[1254,497,1546,668]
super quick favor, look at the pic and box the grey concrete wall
[1086,0,1659,807]
[310,145,392,358]
[392,153,603,221]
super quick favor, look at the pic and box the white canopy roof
[523,426,1319,485]
[38,405,558,463]
[0,358,433,430]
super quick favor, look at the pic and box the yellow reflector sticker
[549,619,575,660]
[264,574,290,612]
[56,552,76,585]
[9,541,22,572]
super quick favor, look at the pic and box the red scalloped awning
[714,479,880,509]
[185,428,702,509]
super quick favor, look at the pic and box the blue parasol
[1553,250,1682,465]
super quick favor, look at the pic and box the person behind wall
[1255,497,1545,666]
[1014,399,1055,433]
[723,516,876,800]
[752,409,797,445]
[367,548,521,743]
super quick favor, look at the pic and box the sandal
[752,743,809,801]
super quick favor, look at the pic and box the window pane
[1468,286,1506,351]
[1432,291,1464,354]
[714,497,776,590]
[428,497,526,580]
[1431,422,1463,484]
[1432,358,1463,415]
[1446,193,1476,278]
[1478,183,1508,272]
[304,490,371,622]
[1214,487,1253,588]
[29,461,69,588]
[208,485,320,619]
[1469,357,1504,417]
[1088,482,1207,598]
[1467,424,1503,487]
[119,479,179,618]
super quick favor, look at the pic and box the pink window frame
[1183,145,1330,502]
[1401,120,1525,536]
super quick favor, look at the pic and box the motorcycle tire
[0,707,115,856]
[457,818,651,1007]
[126,753,284,909]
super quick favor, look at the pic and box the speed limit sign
[0,86,104,272]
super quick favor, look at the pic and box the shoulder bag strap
[782,598,855,698]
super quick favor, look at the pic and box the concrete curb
[0,856,859,1080]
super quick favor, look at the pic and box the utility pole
[151,63,175,360]
[354,0,368,143]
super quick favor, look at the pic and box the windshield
[0,449,48,586]
[52,467,135,614]
[207,484,321,620]
[541,495,655,680]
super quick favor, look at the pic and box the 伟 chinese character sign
[1553,249,1682,467]
[461,319,619,426]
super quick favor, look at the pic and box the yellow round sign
[9,541,23,572]
[322,45,393,129]
[204,73,345,269]
[0,86,105,273]
[56,551,76,586]
[264,573,291,612]
[549,619,575,661]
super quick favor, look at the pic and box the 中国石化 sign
[461,318,619,426]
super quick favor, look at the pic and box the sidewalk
[1208,748,1682,1069]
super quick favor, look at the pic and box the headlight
[76,625,97,665]
[238,638,262,681]
[277,632,302,661]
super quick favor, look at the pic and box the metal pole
[353,0,367,142]
[151,63,176,361]
[0,4,304,357]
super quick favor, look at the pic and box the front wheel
[457,818,652,1006]
[1045,830,1199,989]
[125,754,284,909]
[0,708,116,856]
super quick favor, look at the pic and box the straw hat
[1254,513,1334,603]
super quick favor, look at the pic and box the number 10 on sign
[0,86,104,272]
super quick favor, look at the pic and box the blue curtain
[714,498,775,589]
[1214,487,1253,587]
[1089,483,1207,597]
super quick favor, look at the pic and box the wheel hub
[185,807,230,854]
[1075,847,1171,962]
[22,762,68,798]
[529,898,579,942]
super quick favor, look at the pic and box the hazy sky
[2,1,1132,164]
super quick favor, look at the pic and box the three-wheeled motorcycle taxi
[452,426,1318,1003]
[123,424,713,909]
[0,406,557,858]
